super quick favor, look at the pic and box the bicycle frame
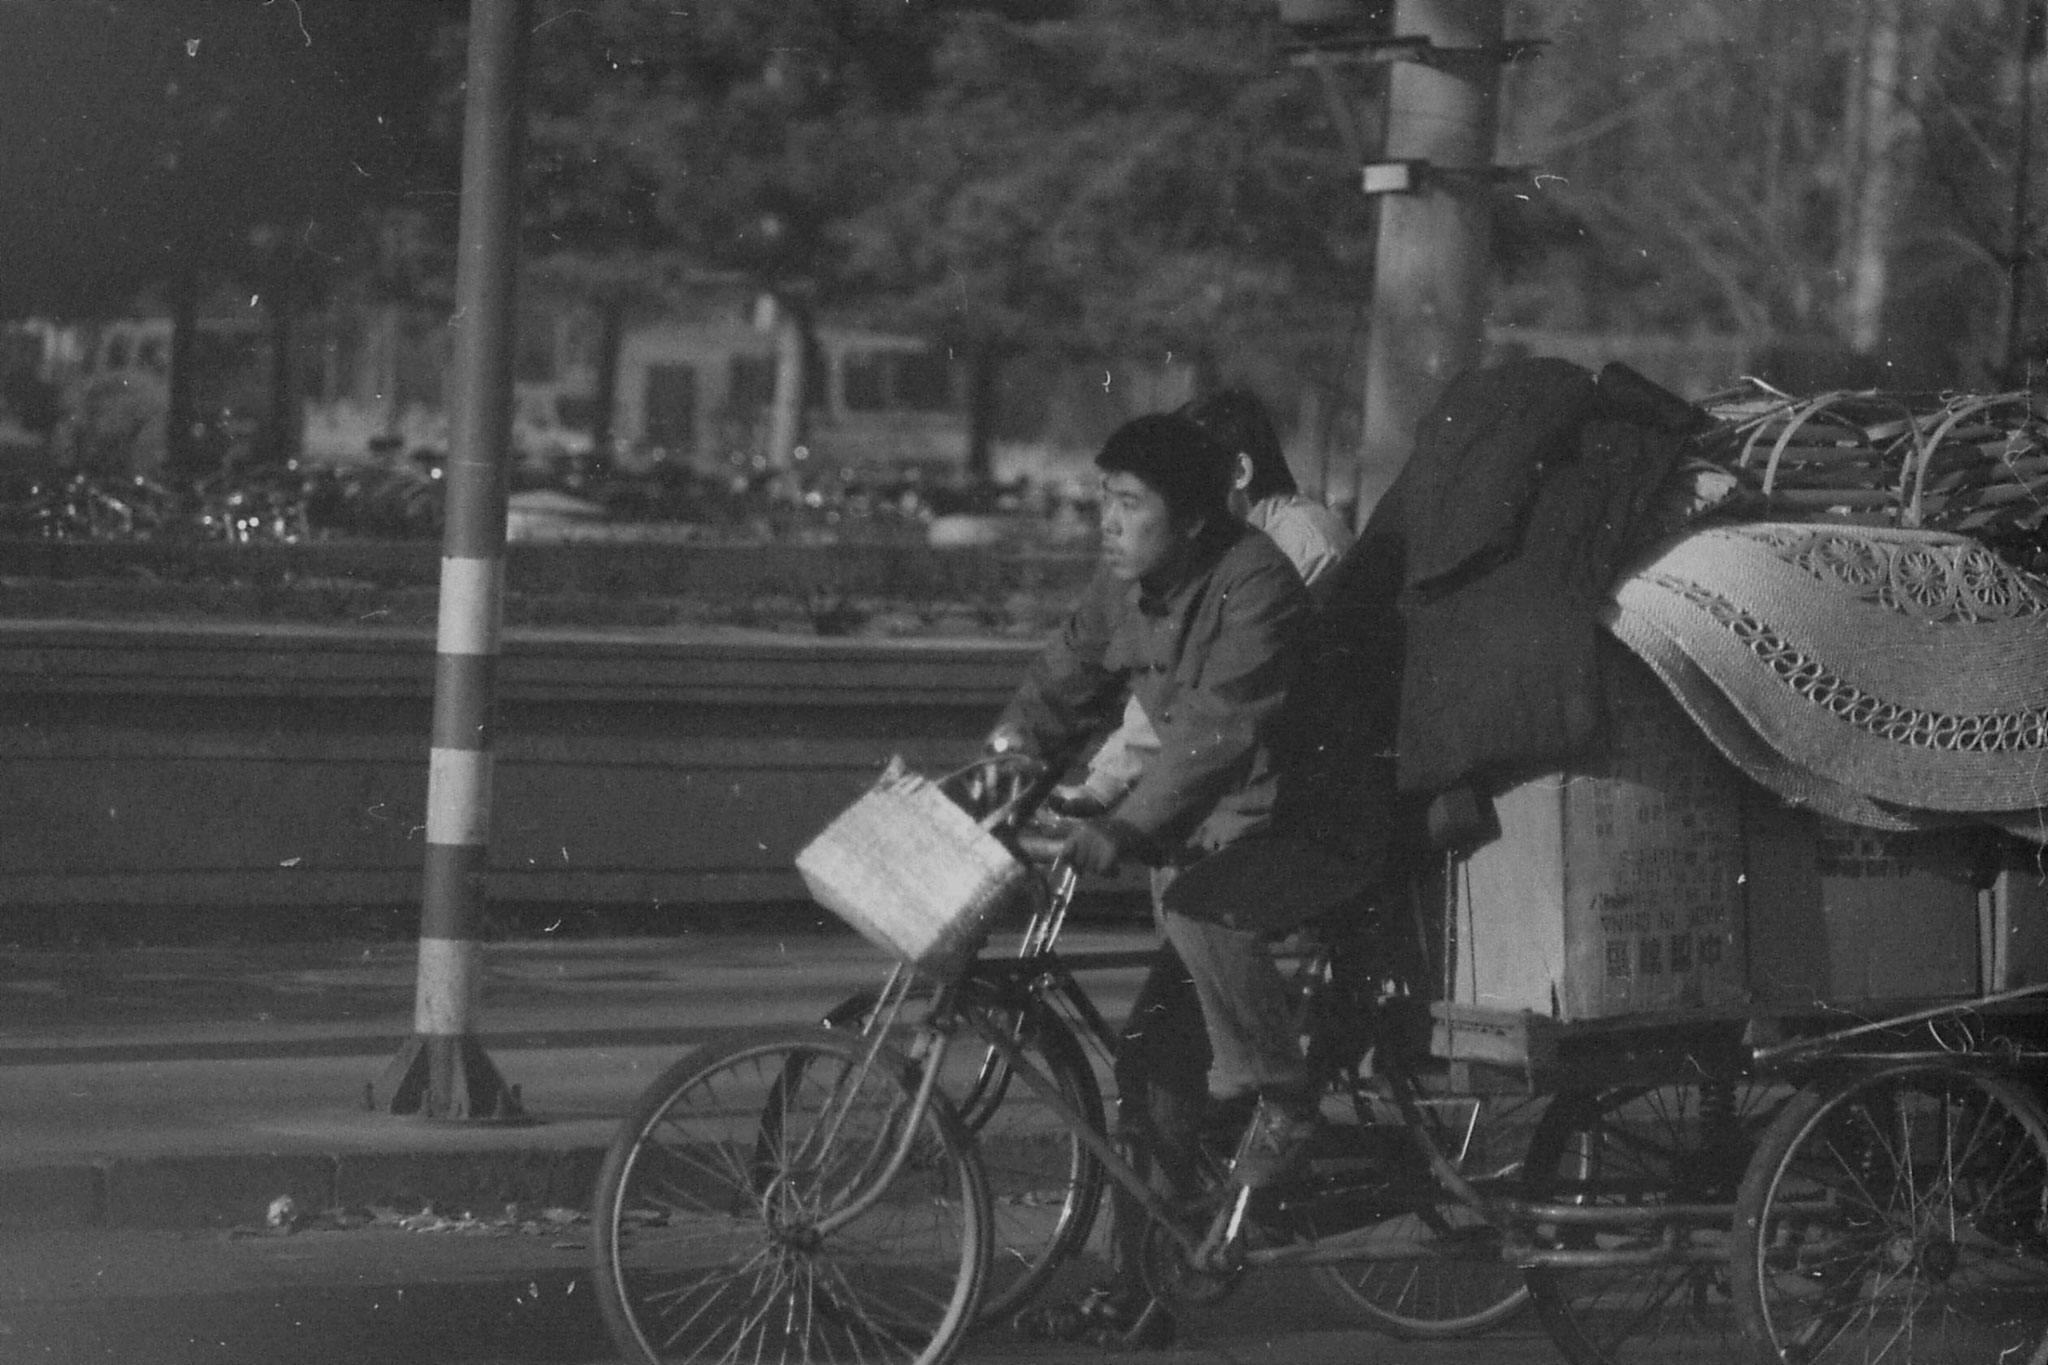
[803,966,958,1240]
[951,980,1556,1277]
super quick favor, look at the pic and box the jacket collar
[1136,519,1240,614]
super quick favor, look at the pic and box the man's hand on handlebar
[1064,818,1141,877]
[1045,784,1111,818]
[983,725,1035,761]
[960,727,1048,823]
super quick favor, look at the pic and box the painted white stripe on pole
[415,935,480,1034]
[427,747,495,846]
[436,556,504,657]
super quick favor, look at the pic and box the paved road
[0,929,1697,1365]
[0,1225,1572,1365]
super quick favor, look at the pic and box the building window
[642,364,696,451]
[555,394,603,434]
[516,318,557,384]
[895,349,952,412]
[842,352,889,412]
[841,348,953,414]
[728,354,777,411]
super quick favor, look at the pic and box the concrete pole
[1351,0,1504,524]
[376,0,531,1122]
[766,302,809,468]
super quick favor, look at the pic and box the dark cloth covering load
[1395,360,1706,795]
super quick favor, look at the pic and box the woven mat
[1602,522,2048,830]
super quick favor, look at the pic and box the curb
[0,1112,1096,1233]
[0,1143,612,1233]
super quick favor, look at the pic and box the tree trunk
[766,295,809,467]
[2006,0,2043,380]
[266,252,300,465]
[591,298,624,460]
[166,264,201,479]
[1841,0,1913,356]
[964,342,999,484]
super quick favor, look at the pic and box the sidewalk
[0,924,1151,1232]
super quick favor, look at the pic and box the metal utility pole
[1352,0,1507,523]
[376,0,531,1121]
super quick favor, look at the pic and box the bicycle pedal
[1020,1282,1158,1343]
[1092,1299,1176,1350]
[1011,1302,1089,1341]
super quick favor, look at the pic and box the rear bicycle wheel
[955,996,1108,1324]
[825,983,1107,1325]
[1730,1063,2048,1365]
[590,1026,990,1365]
[1308,1079,1543,1337]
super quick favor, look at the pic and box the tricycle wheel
[1307,1084,1542,1337]
[1522,1078,1782,1365]
[1730,1063,2048,1365]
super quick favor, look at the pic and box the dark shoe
[1014,1281,1173,1347]
[1233,1093,1319,1189]
[1047,784,1110,818]
[1012,1298,1088,1341]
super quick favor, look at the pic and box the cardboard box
[1985,861,2048,991]
[1745,817,1986,1007]
[1429,1001,1559,1074]
[1447,652,1752,1022]
[1441,649,1997,1035]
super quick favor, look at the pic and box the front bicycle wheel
[1730,1063,2048,1365]
[1308,1080,1543,1337]
[826,982,1107,1326]
[591,1026,990,1365]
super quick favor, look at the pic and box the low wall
[0,538,1096,601]
[0,620,1043,914]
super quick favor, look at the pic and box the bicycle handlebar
[1012,829,1072,866]
[938,749,1083,874]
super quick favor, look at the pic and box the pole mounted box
[1361,159,1427,195]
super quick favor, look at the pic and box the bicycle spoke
[592,1028,989,1365]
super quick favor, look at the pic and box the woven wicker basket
[796,757,1029,978]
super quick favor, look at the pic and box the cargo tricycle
[588,750,2048,1365]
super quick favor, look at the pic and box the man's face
[1098,470,1185,582]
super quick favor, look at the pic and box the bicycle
[816,841,1122,1329]
[589,754,1546,1365]
[816,820,1545,1340]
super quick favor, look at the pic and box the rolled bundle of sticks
[1693,381,2048,535]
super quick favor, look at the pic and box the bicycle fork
[805,968,959,1239]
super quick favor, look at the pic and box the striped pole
[375,0,531,1121]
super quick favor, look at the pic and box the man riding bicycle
[987,411,1332,1341]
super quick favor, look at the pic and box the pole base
[374,1033,531,1123]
